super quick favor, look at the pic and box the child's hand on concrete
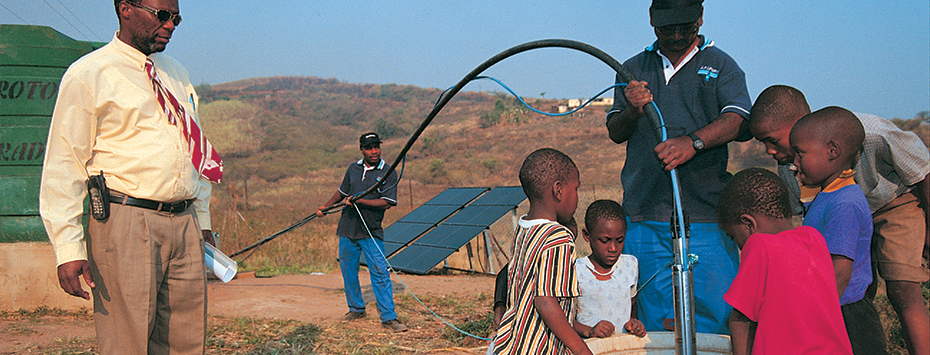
[625,319,646,337]
[588,320,615,338]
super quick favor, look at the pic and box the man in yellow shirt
[39,0,219,353]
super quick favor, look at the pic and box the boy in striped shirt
[492,148,592,355]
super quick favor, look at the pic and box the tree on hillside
[891,111,930,147]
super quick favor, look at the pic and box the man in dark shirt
[317,132,406,332]
[605,0,751,334]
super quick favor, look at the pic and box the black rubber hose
[231,38,660,258]
[348,38,662,204]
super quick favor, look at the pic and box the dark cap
[651,0,703,27]
[359,132,382,147]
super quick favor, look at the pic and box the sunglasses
[129,1,182,26]
[656,23,698,37]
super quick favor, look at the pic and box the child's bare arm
[831,255,853,298]
[535,296,593,355]
[631,295,639,322]
[728,309,756,355]
[493,303,505,328]
[572,320,591,338]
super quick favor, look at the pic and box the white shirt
[574,255,638,334]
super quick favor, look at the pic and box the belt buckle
[169,200,188,213]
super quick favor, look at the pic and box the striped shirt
[494,217,580,355]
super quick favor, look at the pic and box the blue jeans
[339,236,396,322]
[625,219,739,335]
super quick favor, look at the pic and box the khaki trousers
[872,192,929,282]
[88,202,207,355]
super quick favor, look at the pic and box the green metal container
[0,25,103,242]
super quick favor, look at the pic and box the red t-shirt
[724,226,852,354]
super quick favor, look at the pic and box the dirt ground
[0,271,496,354]
[210,272,492,325]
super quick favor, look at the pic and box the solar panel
[382,221,434,245]
[423,187,488,206]
[382,241,403,256]
[366,186,527,274]
[443,205,517,227]
[396,205,460,225]
[415,224,488,248]
[387,244,455,275]
[470,186,527,206]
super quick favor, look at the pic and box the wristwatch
[688,132,705,151]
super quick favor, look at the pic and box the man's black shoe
[343,311,365,321]
[381,319,408,332]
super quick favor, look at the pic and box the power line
[53,0,104,41]
[41,0,88,39]
[0,3,30,24]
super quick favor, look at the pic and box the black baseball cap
[651,0,703,27]
[359,132,382,147]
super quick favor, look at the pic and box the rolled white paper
[204,242,237,282]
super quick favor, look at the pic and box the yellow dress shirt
[40,33,212,266]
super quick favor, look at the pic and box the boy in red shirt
[719,168,852,354]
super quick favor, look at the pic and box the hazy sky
[3,1,929,120]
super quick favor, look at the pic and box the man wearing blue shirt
[606,0,751,335]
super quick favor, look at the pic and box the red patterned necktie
[144,58,223,183]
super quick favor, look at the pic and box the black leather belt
[109,193,194,213]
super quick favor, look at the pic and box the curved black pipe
[351,38,662,204]
[231,38,662,258]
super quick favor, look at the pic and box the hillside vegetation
[195,76,928,275]
[198,76,654,273]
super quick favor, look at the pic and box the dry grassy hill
[196,76,771,274]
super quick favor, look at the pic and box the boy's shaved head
[717,168,793,227]
[584,199,627,232]
[519,148,578,201]
[792,106,865,167]
[749,85,811,132]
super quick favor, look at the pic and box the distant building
[567,99,581,108]
[591,97,614,106]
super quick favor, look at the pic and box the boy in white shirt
[574,199,647,338]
